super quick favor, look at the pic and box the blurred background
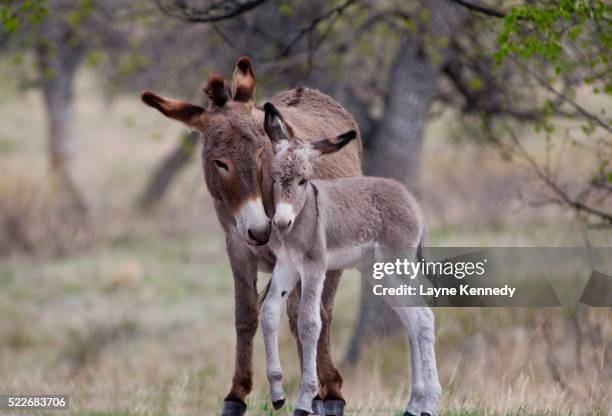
[0,0,610,415]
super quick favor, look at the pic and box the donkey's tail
[258,277,272,310]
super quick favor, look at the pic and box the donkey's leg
[260,261,300,410]
[318,270,345,414]
[393,307,441,416]
[287,284,303,371]
[221,238,259,416]
[294,268,325,415]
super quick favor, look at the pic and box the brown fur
[232,57,256,103]
[140,57,362,408]
[203,73,230,107]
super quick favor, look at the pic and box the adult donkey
[141,57,362,416]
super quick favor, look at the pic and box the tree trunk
[345,0,465,364]
[138,130,200,210]
[37,15,88,222]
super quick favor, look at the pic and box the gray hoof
[221,400,246,416]
[272,398,285,410]
[324,399,345,415]
[294,409,310,416]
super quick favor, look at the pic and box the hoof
[272,398,285,410]
[421,414,432,416]
[294,409,310,416]
[324,399,345,415]
[403,413,416,416]
[220,400,246,416]
[312,397,325,415]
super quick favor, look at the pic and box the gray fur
[260,104,441,415]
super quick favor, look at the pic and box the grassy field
[0,65,610,416]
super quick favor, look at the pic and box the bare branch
[154,0,268,23]
[514,58,612,135]
[447,0,506,18]
[278,0,359,58]
[483,121,612,225]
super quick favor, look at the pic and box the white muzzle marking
[235,197,269,242]
[273,202,296,229]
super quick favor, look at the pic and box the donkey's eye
[299,179,307,186]
[214,160,229,172]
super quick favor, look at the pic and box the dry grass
[0,64,610,415]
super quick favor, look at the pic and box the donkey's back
[271,87,362,179]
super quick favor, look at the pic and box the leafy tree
[146,0,611,363]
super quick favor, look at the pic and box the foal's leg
[295,267,326,414]
[287,270,344,414]
[260,261,300,410]
[393,307,441,416]
[372,245,440,415]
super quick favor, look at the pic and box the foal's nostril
[287,219,292,227]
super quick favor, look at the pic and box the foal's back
[316,176,423,252]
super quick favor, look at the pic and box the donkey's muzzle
[247,222,271,245]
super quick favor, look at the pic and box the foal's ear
[232,56,256,103]
[312,130,357,156]
[264,102,294,144]
[141,91,206,128]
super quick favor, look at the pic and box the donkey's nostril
[287,219,292,227]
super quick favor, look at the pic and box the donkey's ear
[264,102,294,144]
[232,56,256,102]
[203,72,230,107]
[312,130,357,156]
[141,91,206,128]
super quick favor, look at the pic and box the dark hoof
[294,410,309,416]
[221,400,246,416]
[421,414,432,416]
[272,398,285,410]
[324,399,345,415]
[312,397,325,415]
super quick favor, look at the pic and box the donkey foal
[259,103,441,416]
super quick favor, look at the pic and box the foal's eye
[214,160,229,172]
[299,179,307,186]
